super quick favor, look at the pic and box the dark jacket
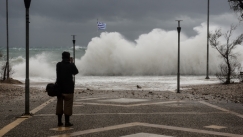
[56,60,79,94]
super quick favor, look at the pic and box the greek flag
[97,22,106,30]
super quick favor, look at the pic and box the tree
[209,25,243,84]
[0,50,2,58]
[0,49,13,81]
[228,0,243,20]
[0,63,13,81]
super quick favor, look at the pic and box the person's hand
[70,57,73,63]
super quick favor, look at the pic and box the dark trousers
[56,94,74,116]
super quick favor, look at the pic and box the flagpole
[96,19,99,37]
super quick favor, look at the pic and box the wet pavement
[0,93,243,137]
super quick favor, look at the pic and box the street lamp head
[24,0,31,9]
[71,35,76,40]
[175,20,183,27]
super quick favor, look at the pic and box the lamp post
[206,0,210,79]
[6,0,9,79]
[176,20,182,93]
[72,35,76,83]
[24,0,31,115]
[71,35,76,64]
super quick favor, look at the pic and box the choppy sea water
[20,75,219,92]
[73,75,219,91]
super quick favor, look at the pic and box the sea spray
[6,23,243,79]
[79,23,240,75]
[12,52,56,80]
[8,47,85,81]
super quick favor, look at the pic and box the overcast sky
[0,0,242,48]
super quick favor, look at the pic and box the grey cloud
[0,0,239,48]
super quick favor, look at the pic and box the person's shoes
[58,122,63,127]
[57,114,63,127]
[65,122,73,127]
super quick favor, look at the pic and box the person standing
[56,51,79,127]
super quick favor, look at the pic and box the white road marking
[50,127,73,131]
[74,101,182,107]
[204,125,227,130]
[199,101,243,119]
[75,98,101,101]
[50,122,243,137]
[34,111,226,117]
[121,132,173,137]
[50,123,139,137]
[98,98,149,103]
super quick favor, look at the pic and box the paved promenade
[0,93,243,137]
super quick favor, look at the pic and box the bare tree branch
[209,25,243,84]
[228,0,243,20]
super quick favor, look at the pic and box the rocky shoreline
[0,83,46,103]
[0,82,242,104]
[182,83,243,103]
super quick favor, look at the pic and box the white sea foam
[70,45,87,50]
[1,21,242,91]
[6,22,243,81]
[28,75,220,91]
[10,56,25,65]
[78,23,243,75]
[75,75,220,91]
[12,52,56,80]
